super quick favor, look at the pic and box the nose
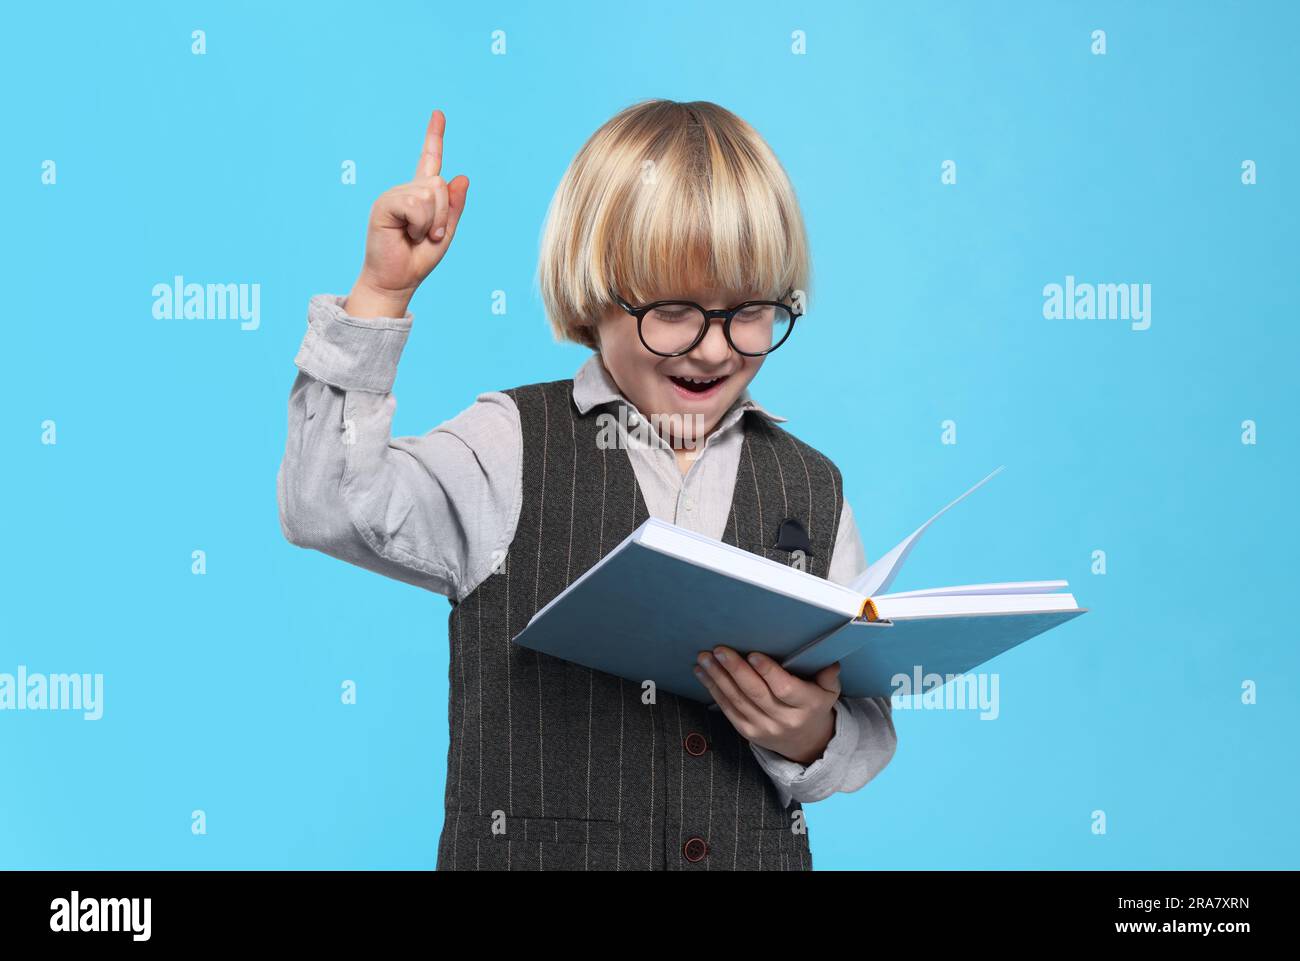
[688,316,734,365]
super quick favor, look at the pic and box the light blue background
[3,0,1295,870]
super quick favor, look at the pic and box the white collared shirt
[279,294,897,808]
[570,351,867,587]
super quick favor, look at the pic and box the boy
[278,100,897,871]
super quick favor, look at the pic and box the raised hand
[347,109,470,318]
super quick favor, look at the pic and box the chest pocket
[749,517,818,573]
[745,543,817,574]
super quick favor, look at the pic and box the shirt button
[683,732,708,756]
[682,836,709,863]
[683,496,695,511]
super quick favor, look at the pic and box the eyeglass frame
[610,286,801,357]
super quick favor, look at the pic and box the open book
[512,467,1086,703]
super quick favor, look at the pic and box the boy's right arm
[277,109,513,599]
[277,294,520,600]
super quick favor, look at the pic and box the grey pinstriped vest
[435,378,844,871]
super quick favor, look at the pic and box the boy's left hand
[692,646,840,765]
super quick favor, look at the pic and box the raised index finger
[415,109,446,181]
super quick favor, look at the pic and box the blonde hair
[537,99,812,351]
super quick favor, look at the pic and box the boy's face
[592,284,765,447]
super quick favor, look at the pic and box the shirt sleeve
[748,496,899,807]
[276,293,522,601]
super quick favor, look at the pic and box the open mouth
[667,374,729,397]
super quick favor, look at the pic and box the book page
[879,580,1069,599]
[849,466,1005,598]
[872,591,1080,620]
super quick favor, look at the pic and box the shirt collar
[571,353,788,429]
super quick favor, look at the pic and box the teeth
[678,376,720,384]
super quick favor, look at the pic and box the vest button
[683,731,708,756]
[682,836,709,862]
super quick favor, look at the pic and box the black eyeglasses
[612,287,801,357]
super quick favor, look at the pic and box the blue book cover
[512,469,1087,703]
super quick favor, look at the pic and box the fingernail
[747,653,762,667]
[713,649,728,661]
[433,227,446,240]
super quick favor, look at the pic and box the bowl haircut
[537,99,812,351]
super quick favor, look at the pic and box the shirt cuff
[748,698,861,807]
[293,293,414,393]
